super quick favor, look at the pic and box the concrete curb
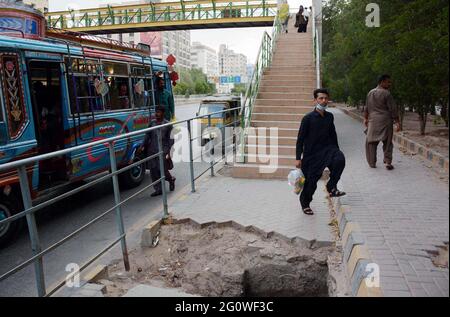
[337,106,449,173]
[330,192,383,297]
[83,264,109,284]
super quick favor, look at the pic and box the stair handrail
[312,6,321,88]
[237,13,282,162]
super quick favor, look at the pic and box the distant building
[191,42,218,78]
[218,44,248,83]
[23,0,48,12]
[216,44,248,93]
[108,31,191,69]
[101,1,191,69]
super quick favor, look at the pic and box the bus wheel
[119,155,146,189]
[0,193,23,248]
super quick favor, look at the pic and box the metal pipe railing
[0,106,242,297]
[312,6,321,89]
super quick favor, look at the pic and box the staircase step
[271,56,314,62]
[272,54,313,59]
[270,63,314,68]
[277,128,299,137]
[277,39,312,42]
[276,40,313,44]
[276,42,313,46]
[265,70,315,75]
[259,85,316,93]
[274,50,313,55]
[231,164,293,179]
[273,50,313,55]
[243,154,297,166]
[262,75,316,82]
[257,92,313,99]
[251,120,300,129]
[243,127,299,137]
[264,69,316,76]
[246,144,296,156]
[266,65,315,70]
[266,65,315,71]
[270,61,314,66]
[255,99,313,106]
[253,105,313,114]
[247,135,297,146]
[252,112,304,122]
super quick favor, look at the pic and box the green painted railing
[237,13,282,163]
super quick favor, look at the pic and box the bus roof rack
[46,27,149,55]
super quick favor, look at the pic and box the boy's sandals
[302,207,314,216]
[329,189,347,198]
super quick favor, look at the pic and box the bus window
[67,75,104,114]
[103,61,128,77]
[103,62,131,111]
[66,58,104,114]
[131,66,152,108]
[104,77,131,110]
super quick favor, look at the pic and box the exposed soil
[101,221,336,297]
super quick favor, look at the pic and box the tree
[322,0,449,135]
[173,67,216,96]
[231,84,247,95]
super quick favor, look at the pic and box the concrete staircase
[232,20,316,179]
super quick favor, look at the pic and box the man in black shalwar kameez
[295,89,346,215]
[144,106,176,197]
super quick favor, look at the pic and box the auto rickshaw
[196,97,241,153]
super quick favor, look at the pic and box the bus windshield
[199,103,226,118]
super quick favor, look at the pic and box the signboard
[219,76,241,84]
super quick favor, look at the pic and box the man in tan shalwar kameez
[364,75,400,170]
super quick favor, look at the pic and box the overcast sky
[49,0,312,63]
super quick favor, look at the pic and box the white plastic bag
[288,169,306,195]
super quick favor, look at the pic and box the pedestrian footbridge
[45,0,278,34]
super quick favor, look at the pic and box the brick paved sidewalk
[333,108,449,297]
[170,171,334,246]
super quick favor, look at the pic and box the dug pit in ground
[101,221,337,297]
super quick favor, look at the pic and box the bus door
[27,60,67,188]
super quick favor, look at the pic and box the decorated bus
[0,1,176,245]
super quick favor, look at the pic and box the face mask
[316,103,327,111]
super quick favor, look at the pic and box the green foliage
[322,0,449,135]
[173,67,216,95]
[231,83,247,95]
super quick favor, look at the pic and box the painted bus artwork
[0,2,176,246]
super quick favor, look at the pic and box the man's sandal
[384,161,395,170]
[329,189,347,198]
[303,207,314,216]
